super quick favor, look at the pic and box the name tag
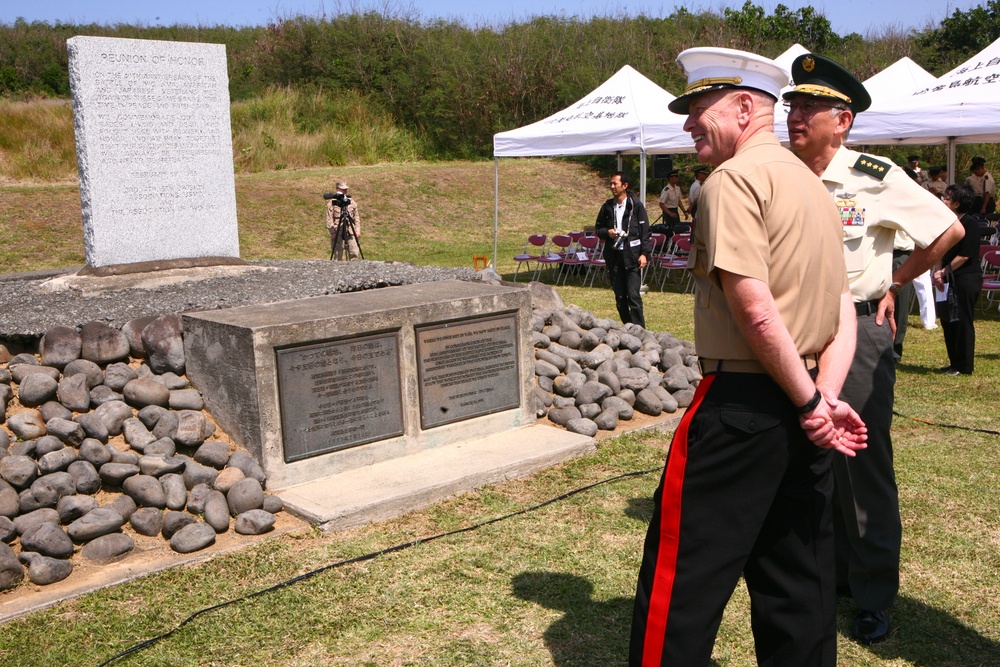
[630,238,641,247]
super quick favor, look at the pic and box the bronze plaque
[416,314,520,429]
[276,333,403,462]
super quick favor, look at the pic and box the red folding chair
[532,235,572,282]
[512,234,547,281]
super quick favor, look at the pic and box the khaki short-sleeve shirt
[659,183,681,208]
[821,147,955,301]
[688,132,847,360]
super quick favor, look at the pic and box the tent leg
[947,138,956,185]
[493,157,499,271]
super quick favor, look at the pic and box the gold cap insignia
[803,57,815,73]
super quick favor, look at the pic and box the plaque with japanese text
[416,314,520,429]
[276,334,403,462]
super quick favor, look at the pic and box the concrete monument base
[183,280,538,490]
[278,423,595,532]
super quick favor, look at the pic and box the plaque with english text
[276,333,403,462]
[416,314,520,429]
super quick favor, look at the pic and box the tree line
[1,2,995,160]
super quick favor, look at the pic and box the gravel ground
[0,260,481,345]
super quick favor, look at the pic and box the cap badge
[803,57,815,73]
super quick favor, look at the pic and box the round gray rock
[75,413,110,443]
[170,521,216,553]
[18,373,58,408]
[21,522,74,558]
[99,462,141,487]
[79,321,130,365]
[94,401,134,436]
[67,507,125,542]
[194,441,230,470]
[0,542,23,591]
[123,474,167,509]
[81,533,135,562]
[227,478,264,516]
[103,362,138,392]
[57,494,99,523]
[0,455,38,490]
[186,483,212,514]
[21,552,72,585]
[130,507,164,536]
[142,314,185,375]
[566,418,599,436]
[161,510,197,539]
[168,389,204,411]
[235,509,276,535]
[63,358,104,388]
[7,410,47,440]
[80,439,113,467]
[122,379,170,409]
[204,490,230,533]
[173,410,207,447]
[160,473,187,510]
[56,373,90,412]
[13,508,59,536]
[45,418,85,446]
[547,405,582,427]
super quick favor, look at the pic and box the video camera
[323,191,352,206]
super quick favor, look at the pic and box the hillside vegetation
[3,2,999,177]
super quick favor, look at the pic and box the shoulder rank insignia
[852,155,891,180]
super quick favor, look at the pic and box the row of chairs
[511,231,695,292]
[980,247,1000,310]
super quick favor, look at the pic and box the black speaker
[652,155,674,179]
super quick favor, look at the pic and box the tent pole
[947,138,956,185]
[616,152,622,171]
[639,150,647,204]
[493,157,499,271]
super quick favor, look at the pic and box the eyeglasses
[782,100,849,115]
[942,195,953,201]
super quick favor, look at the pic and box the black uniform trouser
[607,253,645,327]
[631,372,836,667]
[940,272,981,374]
[835,310,901,612]
[891,251,913,360]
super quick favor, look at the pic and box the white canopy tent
[491,65,692,266]
[850,36,1000,181]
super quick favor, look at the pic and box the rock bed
[0,314,284,591]
[530,296,700,435]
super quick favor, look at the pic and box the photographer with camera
[595,171,651,327]
[325,180,362,261]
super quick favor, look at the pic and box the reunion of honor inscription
[416,314,520,429]
[276,334,404,462]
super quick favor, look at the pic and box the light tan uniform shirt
[659,183,682,209]
[326,198,361,238]
[688,132,847,361]
[925,179,947,197]
[964,170,995,202]
[819,147,955,302]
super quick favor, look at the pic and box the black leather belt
[855,298,882,316]
[699,354,818,375]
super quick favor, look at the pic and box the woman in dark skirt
[933,184,983,375]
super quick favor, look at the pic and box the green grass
[1,161,999,665]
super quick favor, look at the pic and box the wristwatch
[888,282,903,296]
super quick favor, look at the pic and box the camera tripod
[330,204,364,261]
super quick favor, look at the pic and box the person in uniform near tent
[784,52,964,645]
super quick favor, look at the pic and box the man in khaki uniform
[784,53,964,645]
[657,170,683,229]
[325,180,362,260]
[630,47,865,667]
[965,156,995,215]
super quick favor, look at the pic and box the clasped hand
[799,393,867,457]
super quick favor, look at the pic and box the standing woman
[933,184,983,375]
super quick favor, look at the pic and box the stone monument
[183,280,538,490]
[66,36,239,270]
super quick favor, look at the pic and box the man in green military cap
[785,52,965,645]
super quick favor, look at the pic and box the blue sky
[0,0,986,37]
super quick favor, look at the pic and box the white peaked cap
[668,47,791,114]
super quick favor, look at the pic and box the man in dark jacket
[595,171,652,327]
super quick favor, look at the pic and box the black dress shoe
[854,609,890,644]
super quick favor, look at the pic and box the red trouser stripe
[642,373,716,667]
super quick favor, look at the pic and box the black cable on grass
[96,466,661,667]
[893,409,1000,437]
